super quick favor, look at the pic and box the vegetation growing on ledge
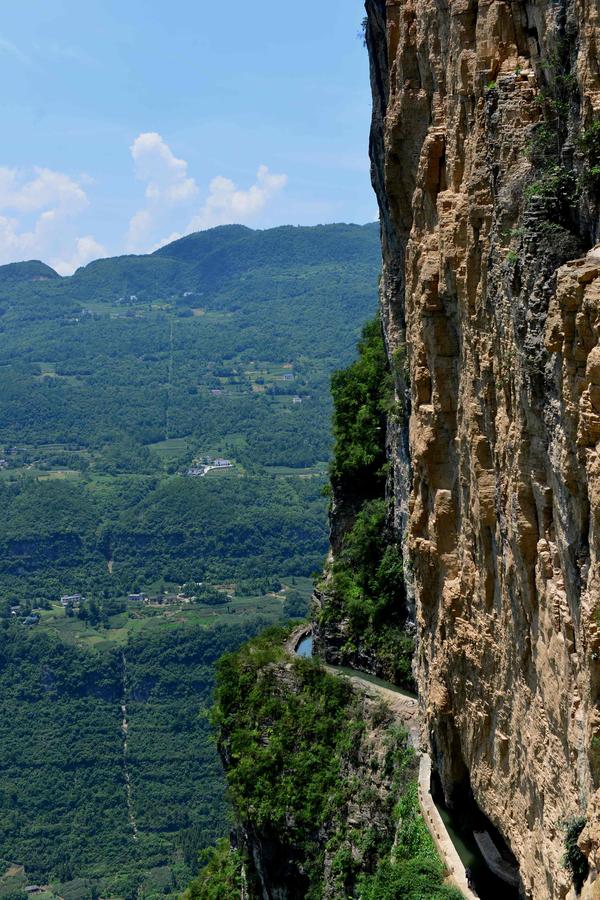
[213,628,358,843]
[183,839,242,900]
[358,782,462,900]
[525,43,599,226]
[578,121,600,194]
[330,315,392,493]
[333,499,401,625]
[319,315,413,688]
[562,817,589,894]
[327,498,414,688]
[524,163,580,224]
[196,629,453,899]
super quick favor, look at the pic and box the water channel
[295,634,313,658]
[294,631,521,900]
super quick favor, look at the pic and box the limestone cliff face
[364,0,600,896]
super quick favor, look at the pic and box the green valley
[0,222,380,897]
[0,223,379,606]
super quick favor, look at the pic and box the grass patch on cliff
[562,817,589,894]
[526,49,599,223]
[578,121,600,195]
[524,163,581,225]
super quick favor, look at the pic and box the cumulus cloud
[0,166,88,214]
[52,235,107,277]
[130,132,198,205]
[0,137,290,269]
[0,166,104,275]
[125,132,198,251]
[188,165,287,232]
[126,209,154,253]
[126,132,287,252]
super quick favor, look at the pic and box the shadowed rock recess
[363,0,600,897]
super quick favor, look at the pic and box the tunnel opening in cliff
[431,768,522,899]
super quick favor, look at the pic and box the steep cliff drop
[363,0,600,897]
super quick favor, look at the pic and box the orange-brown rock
[365,0,600,895]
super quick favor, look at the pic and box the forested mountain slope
[0,223,379,604]
[0,223,378,465]
[0,620,266,899]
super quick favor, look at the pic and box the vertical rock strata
[365,0,600,896]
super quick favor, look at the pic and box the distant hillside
[153,223,380,290]
[2,222,380,305]
[0,259,59,285]
[0,222,380,456]
[152,223,253,263]
[0,221,379,600]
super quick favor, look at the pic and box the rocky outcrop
[364,0,600,897]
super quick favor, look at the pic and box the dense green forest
[0,223,379,605]
[0,620,268,899]
[0,474,327,602]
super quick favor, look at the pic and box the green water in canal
[295,635,416,698]
[327,662,417,699]
[433,792,520,899]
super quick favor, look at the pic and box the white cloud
[126,133,288,252]
[52,235,107,276]
[0,138,290,270]
[0,166,88,214]
[188,165,288,232]
[126,209,154,252]
[130,132,197,204]
[126,132,198,252]
[0,166,104,275]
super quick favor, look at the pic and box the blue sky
[0,0,374,273]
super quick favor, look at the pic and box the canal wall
[418,753,479,900]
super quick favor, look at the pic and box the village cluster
[185,457,233,477]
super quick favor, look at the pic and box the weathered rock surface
[364,0,600,896]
